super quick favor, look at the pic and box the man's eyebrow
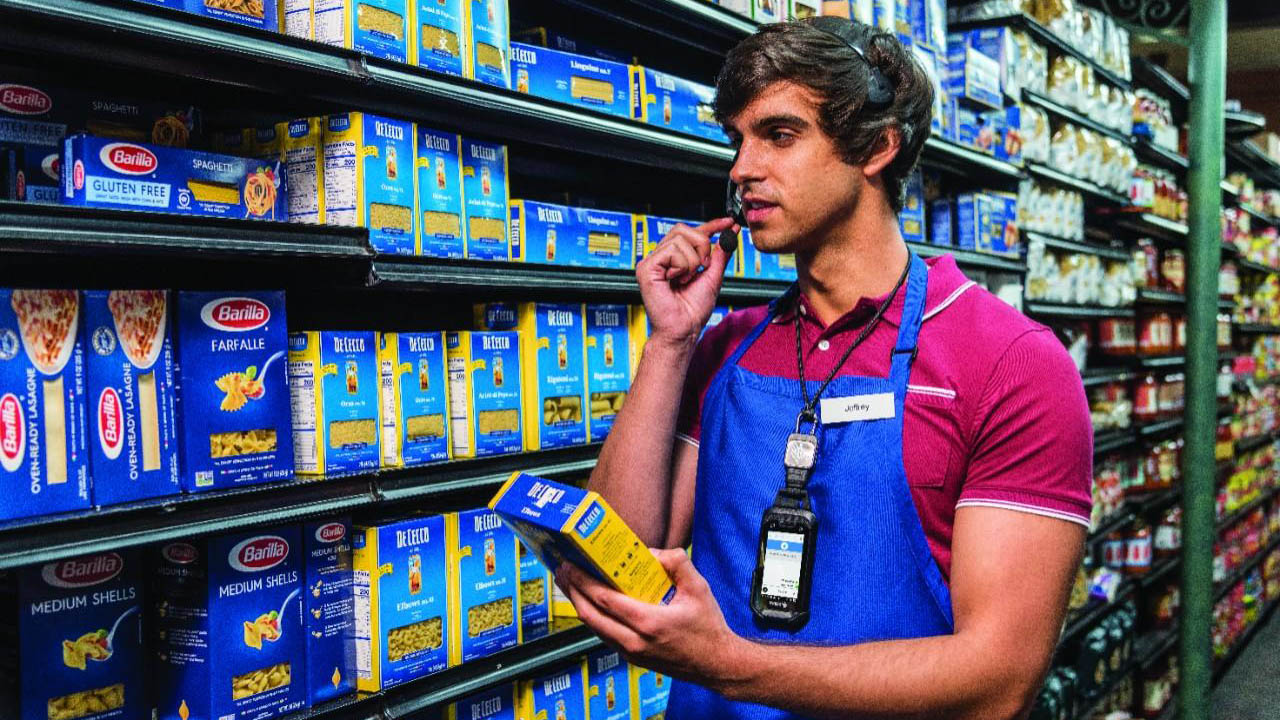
[751,113,811,132]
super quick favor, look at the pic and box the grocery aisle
[1212,606,1280,719]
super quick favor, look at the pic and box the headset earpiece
[809,17,895,110]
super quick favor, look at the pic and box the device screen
[760,530,805,600]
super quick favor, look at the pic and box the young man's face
[725,81,863,254]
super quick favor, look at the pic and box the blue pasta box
[82,290,180,507]
[248,125,291,222]
[993,191,1020,256]
[303,518,357,705]
[416,127,465,259]
[579,209,635,269]
[286,331,380,477]
[510,200,634,269]
[279,0,313,39]
[909,0,945,51]
[929,198,953,246]
[461,138,509,260]
[0,75,65,204]
[630,67,728,143]
[516,540,551,643]
[324,112,417,255]
[738,229,794,282]
[991,104,1021,164]
[956,191,1003,253]
[465,0,511,88]
[946,31,1001,110]
[378,331,450,468]
[445,331,523,458]
[967,26,1021,99]
[515,27,632,64]
[911,44,946,138]
[281,117,326,226]
[953,103,984,153]
[628,305,648,375]
[584,304,629,443]
[631,214,696,263]
[173,291,293,492]
[352,514,451,692]
[0,289,90,521]
[586,649,631,720]
[519,662,589,720]
[899,169,926,243]
[314,0,410,63]
[630,665,671,720]
[152,528,307,720]
[414,0,466,76]
[183,0,279,31]
[510,42,631,120]
[447,683,518,720]
[446,508,519,664]
[14,550,144,720]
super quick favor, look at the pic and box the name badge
[820,393,895,423]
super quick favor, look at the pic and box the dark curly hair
[714,18,934,213]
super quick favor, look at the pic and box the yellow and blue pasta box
[445,331,523,459]
[184,0,279,31]
[324,112,418,256]
[446,508,519,664]
[315,0,411,63]
[413,0,466,76]
[628,305,648,375]
[586,649,632,720]
[303,518,357,705]
[549,580,578,631]
[488,472,676,606]
[287,330,381,477]
[584,304,630,443]
[738,229,797,282]
[516,540,551,643]
[448,682,519,720]
[378,331,450,468]
[281,117,326,225]
[352,515,451,693]
[13,551,144,720]
[630,67,728,143]
[518,661,589,720]
[510,200,634,270]
[629,665,670,720]
[465,0,510,88]
[461,137,509,260]
[151,528,307,720]
[510,42,631,120]
[415,127,465,259]
[474,302,587,452]
[250,125,291,221]
[174,291,294,492]
[279,0,313,38]
[632,214,721,263]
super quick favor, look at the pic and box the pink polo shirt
[676,255,1093,581]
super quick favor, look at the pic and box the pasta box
[324,112,418,255]
[314,0,411,63]
[445,330,523,459]
[378,331,451,468]
[279,0,313,38]
[738,228,796,282]
[302,518,357,705]
[946,31,1002,110]
[415,127,465,259]
[465,0,511,88]
[583,304,630,443]
[460,138,509,260]
[516,540,551,643]
[62,135,285,220]
[510,42,631,120]
[628,304,648,374]
[413,0,466,76]
[151,528,306,720]
[899,169,926,243]
[630,665,671,720]
[0,75,68,204]
[518,662,589,720]
[514,27,632,64]
[0,288,91,521]
[287,330,381,478]
[183,0,279,31]
[82,290,181,507]
[509,200,634,270]
[173,291,294,492]
[585,649,631,720]
[446,508,518,664]
[630,67,727,143]
[281,117,326,225]
[447,683,518,720]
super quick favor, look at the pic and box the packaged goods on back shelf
[281,117,326,225]
[174,291,293,492]
[1019,105,1050,164]
[738,230,798,281]
[324,112,417,255]
[513,27,632,64]
[379,331,451,468]
[279,0,312,39]
[247,125,292,221]
[929,198,952,246]
[584,304,631,443]
[82,290,181,506]
[911,45,948,138]
[415,0,466,75]
[448,683,519,719]
[152,528,307,720]
[0,289,90,521]
[946,31,1002,110]
[447,508,519,664]
[183,0,278,30]
[461,138,510,260]
[446,330,523,458]
[899,169,926,243]
[953,103,1021,163]
[1025,239,1134,307]
[955,190,1018,256]
[416,127,465,259]
[519,662,589,720]
[315,0,410,62]
[631,67,728,143]
[287,330,381,477]
[1129,165,1187,223]
[352,514,450,691]
[466,0,511,88]
[510,43,631,120]
[1133,89,1178,152]
[632,665,672,720]
[1048,124,1134,194]
[303,518,358,705]
[587,649,632,720]
[947,2,1131,82]
[516,540,552,643]
[510,200,635,270]
[1045,56,1134,136]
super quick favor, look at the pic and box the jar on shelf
[1134,239,1160,288]
[1135,372,1161,422]
[1155,507,1182,559]
[1100,317,1137,355]
[1125,519,1154,575]
[1139,313,1174,355]
[1161,248,1186,293]
[1157,372,1184,419]
[1174,315,1187,351]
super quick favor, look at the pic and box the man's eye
[771,131,795,144]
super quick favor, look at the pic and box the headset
[725,17,896,227]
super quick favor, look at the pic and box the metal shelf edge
[1027,163,1128,205]
[1025,231,1131,261]
[1024,91,1130,144]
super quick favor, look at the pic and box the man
[555,17,1092,720]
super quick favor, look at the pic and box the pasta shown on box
[315,0,410,62]
[509,200,634,270]
[184,0,279,30]
[303,518,357,705]
[413,0,466,76]
[281,117,326,225]
[447,683,518,720]
[379,331,450,468]
[446,508,518,664]
[583,304,630,443]
[465,0,510,88]
[518,662,589,720]
[586,649,631,720]
[445,330,523,459]
[516,540,551,643]
[287,330,381,477]
[324,112,417,255]
[415,128,465,259]
[460,138,509,260]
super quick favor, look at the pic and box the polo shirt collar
[770,255,971,330]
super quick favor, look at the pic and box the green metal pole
[1181,0,1226,718]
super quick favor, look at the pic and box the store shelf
[1235,257,1279,276]
[950,12,1131,90]
[1227,140,1280,188]
[1023,91,1130,144]
[1222,241,1241,256]
[1137,418,1185,438]
[1139,556,1182,591]
[1136,289,1187,306]
[1026,231,1131,261]
[1213,534,1280,602]
[1075,628,1176,720]
[1235,430,1278,455]
[1236,203,1280,229]
[1215,487,1280,536]
[1135,354,1185,369]
[1111,213,1190,242]
[1026,302,1134,319]
[920,136,1025,182]
[1094,429,1138,457]
[1214,598,1280,684]
[1059,580,1136,647]
[1235,323,1280,335]
[1088,510,1135,546]
[1225,109,1268,141]
[910,242,1026,273]
[1027,163,1129,205]
[1137,624,1181,670]
[1082,368,1136,387]
[1133,57,1189,106]
[1129,486,1182,518]
[1133,137,1190,172]
[1223,180,1241,199]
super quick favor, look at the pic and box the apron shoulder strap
[888,254,929,391]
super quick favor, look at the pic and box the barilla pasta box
[446,508,518,664]
[151,528,306,720]
[0,75,73,204]
[286,331,381,477]
[82,290,180,507]
[378,331,450,468]
[629,665,670,720]
[445,331,522,459]
[630,68,728,143]
[474,303,586,452]
[488,473,675,605]
[0,289,90,521]
[586,649,631,720]
[448,682,518,720]
[510,200,634,270]
[460,138,509,260]
[415,127,465,259]
[303,518,357,705]
[281,117,325,225]
[173,291,293,492]
[249,125,291,223]
[352,514,450,692]
[584,304,629,443]
[516,540,551,642]
[518,662,589,720]
[315,0,410,63]
[13,551,143,720]
[465,0,511,88]
[183,0,279,30]
[62,135,285,221]
[414,0,466,76]
[627,305,648,375]
[510,43,631,120]
[324,112,417,255]
[279,0,313,38]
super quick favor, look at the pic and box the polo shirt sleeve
[955,327,1093,528]
[675,320,738,447]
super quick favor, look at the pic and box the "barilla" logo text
[0,83,52,115]
[229,535,289,572]
[98,388,124,460]
[200,297,270,332]
[315,522,346,543]
[0,393,25,473]
[162,542,199,564]
[100,143,158,175]
[41,553,124,589]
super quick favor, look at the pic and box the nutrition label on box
[288,360,318,473]
[447,355,471,457]
[324,139,358,223]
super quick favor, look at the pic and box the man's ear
[861,127,901,179]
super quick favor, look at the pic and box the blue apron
[667,254,954,719]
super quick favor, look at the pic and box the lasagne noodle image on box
[0,288,90,521]
[287,330,381,477]
[460,138,509,260]
[465,0,510,88]
[518,662,589,720]
[315,0,410,63]
[586,649,631,720]
[303,518,358,705]
[584,304,630,443]
[415,128,465,259]
[509,42,631,119]
[414,0,465,76]
[379,331,450,468]
[447,508,518,664]
[324,112,417,255]
[446,330,522,459]
[447,683,518,720]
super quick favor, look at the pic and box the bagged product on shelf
[509,43,631,120]
[152,528,307,720]
[629,67,728,143]
[899,169,925,243]
[314,0,411,63]
[82,290,180,506]
[287,330,381,477]
[379,331,451,468]
[584,304,631,443]
[630,664,671,720]
[10,550,144,720]
[465,0,510,88]
[281,117,326,225]
[279,0,313,38]
[447,682,519,719]
[0,288,90,520]
[446,507,519,664]
[445,330,523,458]
[586,649,631,720]
[174,290,294,492]
[415,127,465,258]
[516,540,551,642]
[474,302,587,451]
[302,518,357,705]
[945,30,1001,110]
[323,112,417,255]
[460,137,509,260]
[518,662,590,720]
[510,200,635,270]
